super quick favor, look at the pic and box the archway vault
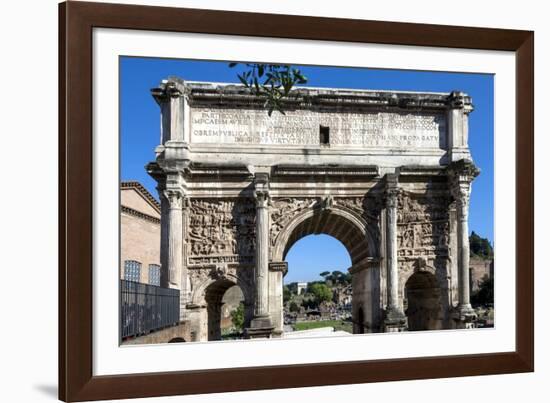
[272,206,372,265]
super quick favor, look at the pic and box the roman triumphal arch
[147,77,480,341]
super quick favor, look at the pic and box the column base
[451,304,477,329]
[245,316,274,339]
[383,308,408,332]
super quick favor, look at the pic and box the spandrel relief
[397,192,451,259]
[188,198,256,265]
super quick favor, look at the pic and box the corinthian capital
[448,159,479,206]
[163,189,184,209]
[385,173,401,209]
[254,172,270,208]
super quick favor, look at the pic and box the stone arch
[272,206,376,265]
[190,268,253,307]
[404,269,442,331]
[189,267,254,341]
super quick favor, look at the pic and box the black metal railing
[120,279,180,339]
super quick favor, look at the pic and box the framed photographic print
[59,1,534,401]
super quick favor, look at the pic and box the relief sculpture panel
[269,198,318,247]
[397,192,451,260]
[187,198,256,266]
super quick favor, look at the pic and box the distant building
[470,256,494,293]
[120,181,161,285]
[220,285,244,330]
[296,282,308,295]
[333,284,352,306]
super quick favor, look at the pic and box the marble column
[456,190,473,310]
[384,174,407,332]
[247,173,274,338]
[450,160,479,326]
[163,189,186,321]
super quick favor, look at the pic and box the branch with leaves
[229,63,308,116]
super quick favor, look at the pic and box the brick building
[470,256,494,293]
[120,181,161,285]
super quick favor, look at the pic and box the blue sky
[120,57,494,283]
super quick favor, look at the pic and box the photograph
[119,57,494,344]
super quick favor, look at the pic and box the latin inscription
[190,108,446,149]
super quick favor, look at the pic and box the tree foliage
[230,302,245,331]
[320,270,351,286]
[283,285,291,303]
[229,63,308,116]
[308,283,332,305]
[289,301,300,313]
[470,231,493,258]
[471,275,494,306]
[301,298,317,310]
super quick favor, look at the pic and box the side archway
[188,268,254,341]
[404,270,442,331]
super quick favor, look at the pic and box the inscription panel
[190,108,447,149]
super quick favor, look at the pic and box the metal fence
[120,280,180,339]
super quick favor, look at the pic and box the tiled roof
[121,181,161,213]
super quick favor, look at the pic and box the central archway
[270,206,381,336]
[273,207,374,264]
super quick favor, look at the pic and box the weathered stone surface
[146,78,479,341]
[190,108,446,149]
[120,182,161,285]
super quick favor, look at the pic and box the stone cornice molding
[121,181,161,213]
[120,205,161,225]
[273,165,379,178]
[186,162,253,179]
[172,79,468,113]
[447,91,474,114]
[151,79,183,104]
[268,262,288,274]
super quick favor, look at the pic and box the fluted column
[181,197,191,307]
[255,191,269,317]
[384,174,407,331]
[449,160,479,325]
[456,189,473,310]
[163,188,185,321]
[247,173,273,337]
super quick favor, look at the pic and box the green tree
[471,275,494,306]
[331,270,346,285]
[283,285,291,303]
[229,63,308,116]
[230,302,245,331]
[470,231,494,258]
[289,301,300,313]
[309,283,332,305]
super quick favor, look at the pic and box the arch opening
[205,280,245,341]
[280,209,370,265]
[283,232,354,335]
[404,271,442,331]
